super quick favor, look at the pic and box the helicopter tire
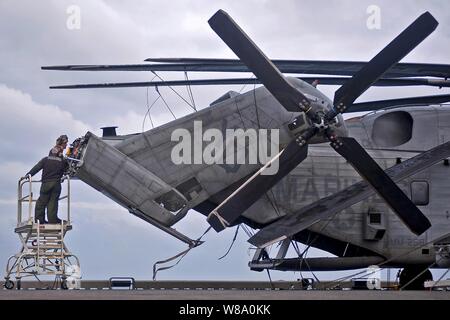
[399,266,432,290]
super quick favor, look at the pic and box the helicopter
[42,10,450,289]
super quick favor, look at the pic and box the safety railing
[17,175,71,226]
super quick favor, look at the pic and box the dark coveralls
[27,148,68,223]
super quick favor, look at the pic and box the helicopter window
[176,177,203,201]
[410,181,429,206]
[369,212,382,224]
[371,111,413,147]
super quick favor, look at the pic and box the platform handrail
[61,175,71,222]
[17,175,71,226]
[17,174,33,224]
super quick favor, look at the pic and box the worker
[24,135,69,224]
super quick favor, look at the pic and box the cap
[56,134,68,146]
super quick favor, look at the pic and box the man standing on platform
[25,135,69,224]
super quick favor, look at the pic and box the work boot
[34,218,48,224]
[49,218,67,224]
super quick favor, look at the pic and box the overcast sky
[0,0,449,282]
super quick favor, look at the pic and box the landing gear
[61,277,68,290]
[399,266,432,290]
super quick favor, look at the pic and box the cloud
[0,83,92,211]
[0,84,90,162]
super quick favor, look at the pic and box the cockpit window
[371,111,413,147]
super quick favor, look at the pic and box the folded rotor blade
[330,137,431,235]
[207,140,308,232]
[208,10,310,113]
[43,60,450,78]
[249,140,450,248]
[49,78,450,90]
[42,63,254,73]
[333,12,438,111]
[145,57,239,64]
[345,94,450,113]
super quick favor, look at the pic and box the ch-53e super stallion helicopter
[42,10,450,289]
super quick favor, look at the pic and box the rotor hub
[313,116,328,131]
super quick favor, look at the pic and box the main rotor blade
[145,58,450,79]
[345,94,450,113]
[333,12,438,110]
[207,140,308,232]
[145,57,239,64]
[208,10,310,113]
[49,78,450,90]
[330,137,431,235]
[249,140,450,248]
[42,60,450,78]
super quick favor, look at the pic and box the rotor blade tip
[209,9,227,24]
[421,11,438,26]
[215,9,227,15]
[423,11,434,19]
